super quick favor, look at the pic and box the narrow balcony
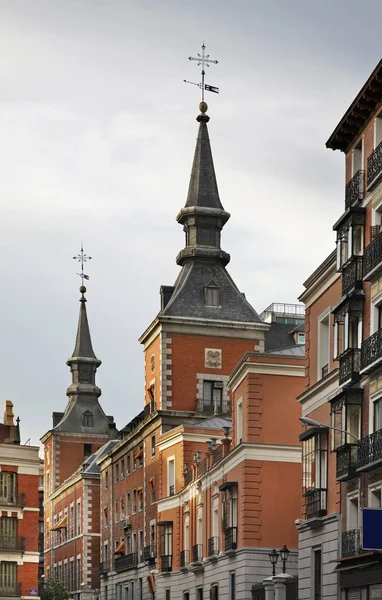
[0,584,21,597]
[0,536,25,552]
[224,527,237,551]
[361,330,382,374]
[0,493,25,509]
[367,141,382,189]
[115,552,138,572]
[336,444,358,481]
[192,544,203,563]
[143,545,156,563]
[357,429,382,471]
[339,348,361,385]
[212,445,223,465]
[305,488,327,519]
[184,469,193,486]
[342,256,363,296]
[195,398,231,417]
[99,562,109,576]
[160,555,172,573]
[180,550,190,569]
[363,230,382,281]
[207,536,219,557]
[342,529,361,558]
[345,170,365,209]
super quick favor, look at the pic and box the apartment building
[298,59,382,599]
[0,400,42,600]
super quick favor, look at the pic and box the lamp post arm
[326,424,359,443]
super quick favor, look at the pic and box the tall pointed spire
[176,102,230,267]
[66,286,101,399]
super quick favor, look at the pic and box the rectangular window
[115,463,119,483]
[0,472,17,504]
[347,494,359,531]
[203,381,223,413]
[211,585,219,600]
[115,500,119,523]
[104,507,108,528]
[0,562,17,592]
[374,399,382,432]
[230,572,236,600]
[197,589,203,600]
[76,500,81,536]
[331,398,361,449]
[168,459,175,496]
[133,490,137,514]
[313,549,322,600]
[165,591,170,600]
[183,593,190,600]
[159,524,173,558]
[120,459,124,479]
[370,485,382,508]
[139,530,144,561]
[151,436,156,457]
[127,454,131,475]
[105,470,109,490]
[318,312,330,378]
[237,399,243,443]
[126,492,131,517]
[70,505,74,538]
[302,433,328,518]
[84,443,92,458]
[76,557,81,589]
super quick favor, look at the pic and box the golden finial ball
[199,101,208,114]
[79,285,87,294]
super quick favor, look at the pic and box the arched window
[205,281,220,307]
[82,411,93,428]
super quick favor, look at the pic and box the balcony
[224,527,237,551]
[363,230,382,281]
[115,552,138,572]
[361,329,382,374]
[339,349,361,385]
[367,141,382,189]
[336,444,358,481]
[357,429,382,471]
[212,445,223,465]
[207,536,219,557]
[342,529,361,558]
[305,489,327,519]
[346,170,365,209]
[184,469,193,486]
[99,562,109,576]
[342,256,363,296]
[180,550,189,569]
[0,493,25,508]
[143,545,156,563]
[195,398,231,417]
[0,536,25,553]
[160,555,172,573]
[0,584,21,597]
[192,544,203,563]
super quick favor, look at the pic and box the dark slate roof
[189,416,232,430]
[53,396,116,435]
[71,296,97,359]
[185,114,224,210]
[264,322,304,352]
[83,439,119,475]
[160,260,262,323]
[268,344,305,357]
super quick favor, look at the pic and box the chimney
[3,401,14,426]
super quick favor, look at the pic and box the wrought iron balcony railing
[357,428,382,471]
[342,529,361,558]
[184,469,193,486]
[361,329,382,373]
[224,527,237,551]
[336,444,358,481]
[367,141,382,189]
[192,544,203,563]
[115,552,138,572]
[208,536,219,557]
[99,561,109,575]
[143,545,156,562]
[305,488,327,519]
[342,256,363,296]
[363,230,382,281]
[339,348,361,385]
[160,555,172,573]
[195,399,231,417]
[0,584,21,597]
[180,550,190,568]
[0,536,25,552]
[346,170,365,208]
[212,445,223,465]
[198,458,208,476]
[0,493,25,508]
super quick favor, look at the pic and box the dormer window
[82,411,93,428]
[205,281,220,307]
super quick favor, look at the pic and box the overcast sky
[0,0,381,447]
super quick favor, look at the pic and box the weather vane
[184,43,219,102]
[72,243,92,286]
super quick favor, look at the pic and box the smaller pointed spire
[71,286,97,360]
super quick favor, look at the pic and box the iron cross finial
[184,43,219,102]
[72,243,92,286]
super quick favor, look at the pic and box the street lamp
[269,549,279,576]
[299,417,359,442]
[279,544,290,573]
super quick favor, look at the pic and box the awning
[114,540,125,555]
[50,516,68,531]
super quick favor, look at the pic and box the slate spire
[66,286,101,400]
[176,102,231,267]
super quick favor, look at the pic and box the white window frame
[167,456,175,497]
[237,397,243,444]
[317,308,331,379]
[368,482,382,508]
[346,490,360,532]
